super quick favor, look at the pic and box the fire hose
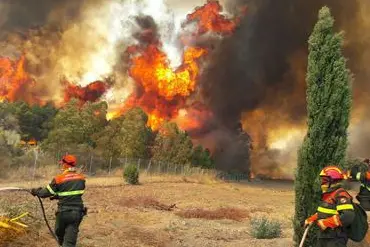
[299,224,312,247]
[0,187,60,246]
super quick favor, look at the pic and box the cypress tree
[293,6,352,246]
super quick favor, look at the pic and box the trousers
[317,238,347,247]
[55,209,84,247]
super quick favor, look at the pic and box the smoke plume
[200,0,370,177]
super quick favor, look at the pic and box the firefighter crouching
[31,155,86,247]
[349,158,370,210]
[304,166,355,247]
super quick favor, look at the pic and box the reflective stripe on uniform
[317,206,338,215]
[333,215,340,226]
[46,185,56,195]
[360,184,370,191]
[318,219,326,229]
[336,204,354,211]
[56,190,84,197]
[356,172,362,181]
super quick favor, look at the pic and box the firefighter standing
[350,158,370,210]
[31,155,86,247]
[304,166,355,247]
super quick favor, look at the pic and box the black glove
[30,188,41,196]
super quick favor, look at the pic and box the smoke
[199,0,370,177]
[0,0,84,34]
[1,0,369,176]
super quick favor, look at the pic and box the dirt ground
[0,174,369,247]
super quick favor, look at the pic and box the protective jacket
[34,170,85,210]
[313,187,355,241]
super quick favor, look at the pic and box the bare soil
[0,174,369,247]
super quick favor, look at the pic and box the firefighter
[30,154,86,247]
[304,166,355,247]
[350,158,370,210]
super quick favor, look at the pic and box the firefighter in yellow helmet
[304,166,355,247]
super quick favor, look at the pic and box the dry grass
[121,196,177,211]
[175,207,249,221]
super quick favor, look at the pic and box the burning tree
[293,6,352,246]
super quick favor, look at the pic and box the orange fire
[63,80,108,105]
[185,0,247,35]
[0,55,41,104]
[118,1,246,130]
[126,43,207,130]
[129,45,207,100]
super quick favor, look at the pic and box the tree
[152,122,193,165]
[94,107,152,159]
[10,101,57,141]
[0,102,20,132]
[293,6,352,246]
[42,99,107,153]
[191,145,215,169]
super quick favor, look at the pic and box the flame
[185,0,246,35]
[125,42,207,130]
[0,55,41,104]
[129,44,207,101]
[63,80,108,105]
[114,0,245,130]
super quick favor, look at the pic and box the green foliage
[0,103,23,162]
[123,164,139,185]
[42,99,107,152]
[12,102,57,141]
[94,107,152,159]
[152,122,193,165]
[250,217,282,239]
[0,102,20,132]
[293,6,352,246]
[191,145,215,169]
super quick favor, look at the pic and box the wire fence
[1,148,251,182]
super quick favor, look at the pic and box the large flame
[125,43,207,130]
[129,45,207,100]
[63,80,109,105]
[185,0,246,35]
[0,55,41,104]
[0,0,246,133]
[116,0,246,130]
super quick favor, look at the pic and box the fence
[1,148,250,182]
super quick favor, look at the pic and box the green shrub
[123,164,139,185]
[250,217,282,239]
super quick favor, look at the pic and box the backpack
[345,202,368,242]
[334,188,369,242]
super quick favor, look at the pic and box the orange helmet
[319,166,345,182]
[60,155,77,167]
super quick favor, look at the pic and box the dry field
[0,172,369,247]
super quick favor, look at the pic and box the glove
[317,215,341,230]
[304,213,318,227]
[30,188,40,196]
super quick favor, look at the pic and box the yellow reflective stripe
[336,204,354,211]
[333,215,340,226]
[318,220,326,230]
[356,172,361,181]
[56,190,84,196]
[317,206,338,215]
[361,184,370,191]
[47,185,56,195]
